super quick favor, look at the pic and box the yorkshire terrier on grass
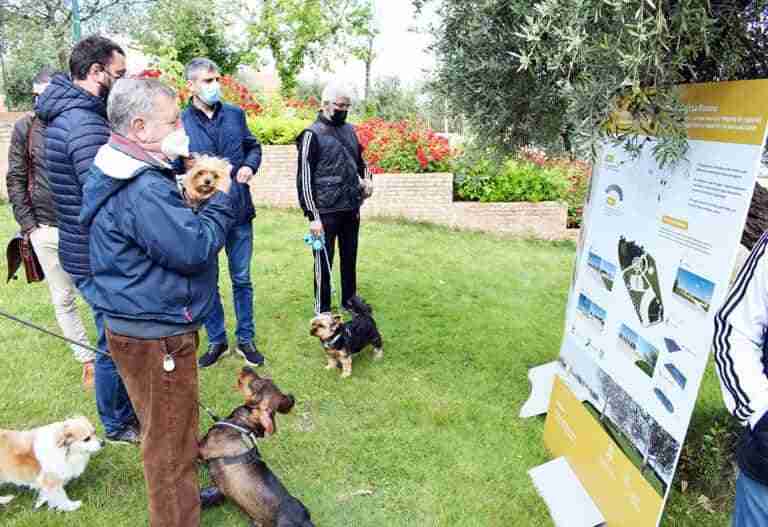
[181,155,231,207]
[309,296,383,378]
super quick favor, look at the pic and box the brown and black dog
[309,295,383,378]
[198,367,314,527]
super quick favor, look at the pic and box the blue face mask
[198,81,221,106]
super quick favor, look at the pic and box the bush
[675,411,741,513]
[455,157,569,203]
[247,115,311,145]
[518,146,591,227]
[356,118,453,174]
[136,66,263,117]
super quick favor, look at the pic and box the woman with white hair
[296,81,373,314]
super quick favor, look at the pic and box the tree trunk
[364,58,371,100]
[742,182,768,250]
[364,36,373,100]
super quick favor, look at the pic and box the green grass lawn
[0,204,734,526]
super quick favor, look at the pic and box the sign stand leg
[529,457,606,527]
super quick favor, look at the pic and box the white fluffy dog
[0,416,102,511]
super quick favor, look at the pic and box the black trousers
[313,210,360,313]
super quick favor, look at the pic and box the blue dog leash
[304,233,341,309]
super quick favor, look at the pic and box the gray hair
[108,78,176,135]
[185,57,220,81]
[321,81,354,104]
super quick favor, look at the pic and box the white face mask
[160,129,190,161]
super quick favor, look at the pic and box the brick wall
[0,137,568,239]
[251,146,567,240]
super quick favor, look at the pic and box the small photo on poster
[617,323,660,378]
[663,337,697,358]
[672,266,716,313]
[662,362,688,390]
[654,387,675,414]
[576,293,608,335]
[586,249,618,292]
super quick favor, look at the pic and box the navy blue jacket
[36,73,110,283]
[181,102,262,225]
[80,139,235,325]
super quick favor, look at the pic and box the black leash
[0,308,222,422]
[0,308,107,357]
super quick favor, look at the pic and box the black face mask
[331,110,347,126]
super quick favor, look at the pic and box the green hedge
[247,116,312,145]
[454,157,569,203]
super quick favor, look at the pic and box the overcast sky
[123,0,437,93]
[300,0,438,93]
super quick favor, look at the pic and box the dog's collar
[322,326,345,350]
[322,333,342,350]
[208,421,264,467]
[214,421,259,449]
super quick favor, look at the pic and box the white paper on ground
[529,457,605,527]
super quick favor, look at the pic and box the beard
[99,81,112,99]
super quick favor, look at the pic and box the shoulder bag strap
[25,116,37,197]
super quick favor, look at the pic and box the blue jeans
[733,471,768,526]
[78,279,137,435]
[204,222,254,346]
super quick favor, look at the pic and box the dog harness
[322,330,344,350]
[207,421,263,467]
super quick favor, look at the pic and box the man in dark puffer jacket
[7,66,95,387]
[35,36,138,444]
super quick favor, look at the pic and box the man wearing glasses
[296,81,374,315]
[36,36,139,445]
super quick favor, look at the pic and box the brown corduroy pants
[106,329,201,527]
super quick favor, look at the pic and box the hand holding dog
[236,166,254,183]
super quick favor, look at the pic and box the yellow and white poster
[549,80,768,526]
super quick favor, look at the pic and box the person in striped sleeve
[295,81,373,315]
[714,233,768,525]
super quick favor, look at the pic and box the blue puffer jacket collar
[36,73,106,125]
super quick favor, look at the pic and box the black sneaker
[198,342,229,368]
[200,486,226,509]
[236,341,265,366]
[105,425,141,445]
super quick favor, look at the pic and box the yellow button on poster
[544,377,663,526]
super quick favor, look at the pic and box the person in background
[181,57,264,368]
[35,35,138,444]
[6,66,95,388]
[296,80,373,315]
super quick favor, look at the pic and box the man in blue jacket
[81,78,234,527]
[35,35,138,444]
[181,58,264,368]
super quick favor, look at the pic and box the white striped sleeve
[713,232,768,427]
[363,160,373,180]
[300,131,320,221]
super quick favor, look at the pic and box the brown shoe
[82,361,95,390]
